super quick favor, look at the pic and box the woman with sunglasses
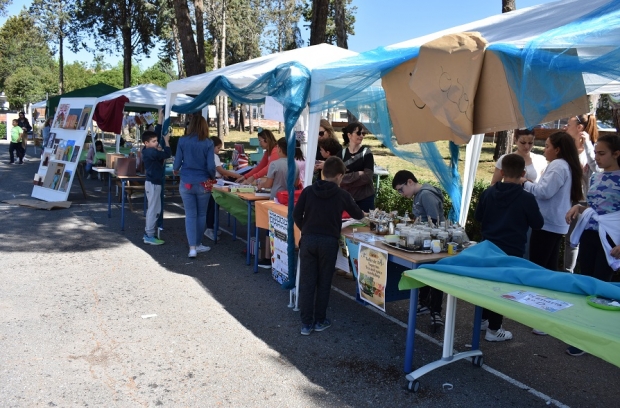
[339,122,375,211]
[562,113,601,272]
[237,128,278,185]
[314,119,340,176]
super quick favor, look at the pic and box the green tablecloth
[399,268,620,368]
[212,190,253,225]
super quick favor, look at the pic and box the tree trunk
[172,0,201,77]
[172,23,185,79]
[248,105,253,134]
[239,104,245,132]
[612,108,620,132]
[194,0,206,73]
[309,0,329,45]
[58,32,64,94]
[334,0,348,48]
[493,0,516,159]
[221,5,228,137]
[122,26,132,87]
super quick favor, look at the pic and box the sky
[1,0,559,69]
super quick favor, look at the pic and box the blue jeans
[179,182,211,247]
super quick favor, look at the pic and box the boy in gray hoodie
[392,170,445,329]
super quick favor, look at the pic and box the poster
[501,290,573,313]
[268,210,289,284]
[32,97,98,202]
[357,243,388,311]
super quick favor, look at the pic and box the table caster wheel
[472,355,484,367]
[407,379,420,393]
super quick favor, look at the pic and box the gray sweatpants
[145,181,162,237]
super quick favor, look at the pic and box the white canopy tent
[96,83,194,152]
[307,0,620,225]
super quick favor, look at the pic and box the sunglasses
[257,127,263,133]
[353,130,366,136]
[318,131,325,136]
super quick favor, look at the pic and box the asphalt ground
[1,141,618,407]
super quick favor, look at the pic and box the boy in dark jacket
[294,156,364,336]
[474,153,544,342]
[392,170,445,329]
[141,131,171,245]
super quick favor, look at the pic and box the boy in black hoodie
[475,153,544,342]
[294,156,364,336]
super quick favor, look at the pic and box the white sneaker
[188,249,197,258]
[480,319,489,331]
[196,244,211,253]
[485,327,513,342]
[204,229,216,241]
[532,329,548,336]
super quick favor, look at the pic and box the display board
[31,97,97,201]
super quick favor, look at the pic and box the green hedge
[0,123,6,139]
[375,175,489,242]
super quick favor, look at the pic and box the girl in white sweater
[522,132,582,270]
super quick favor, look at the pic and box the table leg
[471,306,483,351]
[404,288,419,373]
[232,217,237,240]
[254,225,260,273]
[246,201,252,265]
[121,180,126,231]
[213,201,219,245]
[107,174,112,218]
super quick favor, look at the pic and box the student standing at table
[294,156,364,335]
[564,134,620,356]
[142,131,171,245]
[563,114,600,273]
[523,132,583,271]
[475,154,544,342]
[173,115,216,258]
[204,136,241,241]
[236,129,278,185]
[259,137,299,200]
[392,170,446,329]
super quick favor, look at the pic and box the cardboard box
[115,157,136,176]
[106,153,125,169]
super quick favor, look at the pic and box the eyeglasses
[396,185,405,195]
[574,116,582,124]
[318,131,325,136]
[354,130,366,136]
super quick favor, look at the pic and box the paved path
[0,142,618,407]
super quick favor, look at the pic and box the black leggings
[578,230,616,282]
[529,229,563,271]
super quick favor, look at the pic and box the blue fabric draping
[424,241,620,300]
[166,62,311,289]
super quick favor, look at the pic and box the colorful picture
[43,162,66,190]
[70,146,81,163]
[46,132,57,149]
[57,171,72,192]
[62,140,75,161]
[52,104,70,129]
[78,105,93,130]
[63,108,82,129]
[55,140,66,161]
[41,152,51,167]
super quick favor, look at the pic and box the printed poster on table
[357,243,388,311]
[268,210,289,284]
[501,290,573,313]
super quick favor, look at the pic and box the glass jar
[452,230,464,245]
[420,231,432,250]
[437,231,449,251]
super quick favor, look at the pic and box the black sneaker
[430,312,444,326]
[416,304,430,315]
[313,319,332,332]
[566,346,585,357]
